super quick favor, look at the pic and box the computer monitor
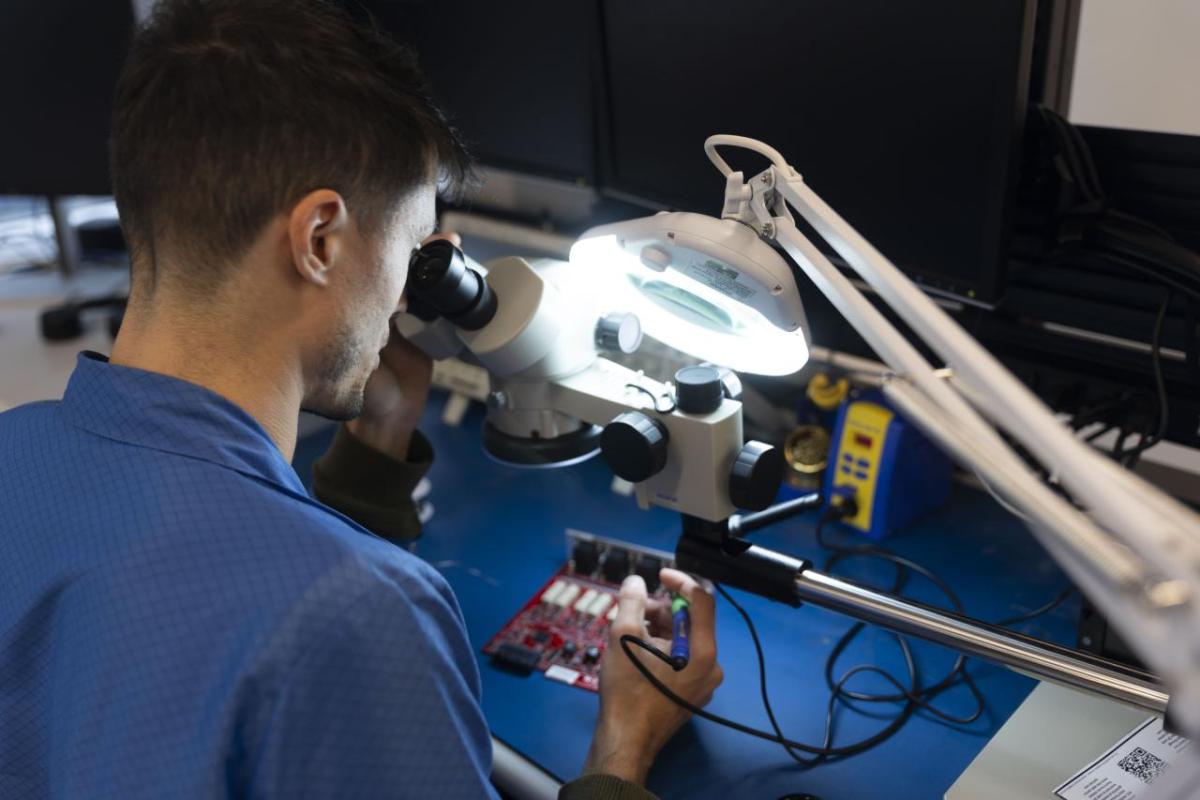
[0,0,134,197]
[0,0,133,274]
[599,0,1044,305]
[357,0,599,187]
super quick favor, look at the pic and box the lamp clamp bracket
[720,166,794,242]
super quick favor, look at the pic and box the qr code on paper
[1117,746,1168,784]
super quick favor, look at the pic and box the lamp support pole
[674,520,1169,718]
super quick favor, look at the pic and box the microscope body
[396,254,780,522]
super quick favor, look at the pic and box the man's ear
[287,189,350,288]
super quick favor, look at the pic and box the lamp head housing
[570,212,809,376]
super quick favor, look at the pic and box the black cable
[1039,106,1103,203]
[713,583,822,766]
[1120,432,1145,466]
[814,522,985,722]
[716,583,943,764]
[1083,423,1116,443]
[1068,396,1127,431]
[1076,249,1200,304]
[1122,289,1173,467]
[1112,425,1130,463]
[619,608,919,763]
[994,585,1076,627]
[1052,250,1181,466]
[1060,109,1106,202]
[1089,225,1200,286]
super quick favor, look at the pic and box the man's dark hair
[110,0,472,292]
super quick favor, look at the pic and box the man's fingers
[644,596,673,638]
[659,568,716,661]
[611,574,649,639]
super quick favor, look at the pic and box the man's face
[302,183,437,420]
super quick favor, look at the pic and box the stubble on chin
[301,323,372,421]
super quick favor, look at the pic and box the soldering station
[5,1,1200,799]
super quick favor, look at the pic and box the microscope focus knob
[595,311,643,354]
[601,411,669,483]
[675,365,724,415]
[728,441,785,511]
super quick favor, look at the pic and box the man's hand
[344,232,460,461]
[345,332,433,461]
[583,568,723,786]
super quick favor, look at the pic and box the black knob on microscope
[728,441,785,511]
[675,365,724,415]
[601,411,669,483]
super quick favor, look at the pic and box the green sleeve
[311,425,433,543]
[559,775,659,800]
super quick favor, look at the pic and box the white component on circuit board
[587,592,613,617]
[575,588,599,613]
[540,580,568,605]
[556,583,582,608]
[545,665,582,686]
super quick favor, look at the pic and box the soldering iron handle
[669,596,691,671]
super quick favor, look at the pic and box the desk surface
[295,390,1082,800]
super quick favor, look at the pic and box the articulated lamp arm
[703,136,1200,745]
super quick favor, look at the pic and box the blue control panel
[824,397,952,539]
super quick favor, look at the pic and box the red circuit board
[483,532,673,692]
[483,568,621,692]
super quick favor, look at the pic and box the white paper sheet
[1055,716,1191,799]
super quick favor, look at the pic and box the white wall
[1069,0,1200,136]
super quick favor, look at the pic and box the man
[0,1,722,798]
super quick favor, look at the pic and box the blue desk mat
[295,391,1080,800]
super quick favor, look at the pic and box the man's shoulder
[0,399,84,475]
[152,469,455,616]
[23,424,456,631]
[79,466,461,682]
[271,494,454,607]
[0,398,59,431]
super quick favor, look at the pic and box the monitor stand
[49,196,82,277]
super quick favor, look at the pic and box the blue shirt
[0,353,495,799]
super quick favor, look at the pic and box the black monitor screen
[600,0,1037,303]
[0,0,133,196]
[361,1,598,185]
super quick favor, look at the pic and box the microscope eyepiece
[406,239,497,331]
